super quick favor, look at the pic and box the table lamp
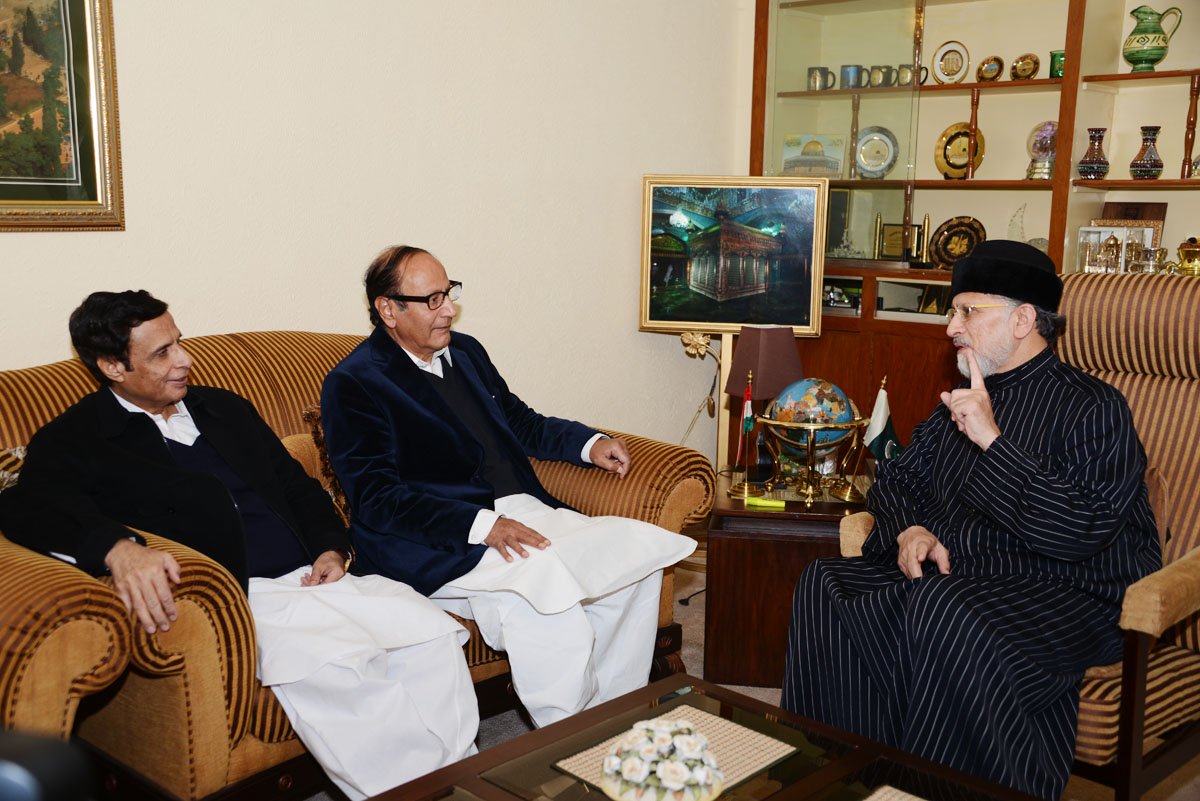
[724,325,804,498]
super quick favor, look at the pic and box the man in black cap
[780,241,1160,800]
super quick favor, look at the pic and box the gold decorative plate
[934,122,985,179]
[932,41,969,84]
[929,216,987,270]
[1010,52,1040,80]
[976,55,1003,82]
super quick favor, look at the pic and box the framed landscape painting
[0,0,123,230]
[640,175,828,337]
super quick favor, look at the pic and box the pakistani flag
[865,386,903,461]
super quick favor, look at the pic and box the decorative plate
[934,122,986,179]
[856,126,900,179]
[930,216,987,270]
[932,41,969,84]
[976,55,1003,82]
[1010,52,1040,80]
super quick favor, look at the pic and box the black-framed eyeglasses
[388,281,462,310]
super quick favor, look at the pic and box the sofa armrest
[840,512,874,557]
[531,429,715,533]
[76,531,263,798]
[1119,542,1200,638]
[0,534,131,739]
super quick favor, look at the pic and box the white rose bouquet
[599,716,724,801]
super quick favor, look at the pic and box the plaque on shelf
[934,122,985,179]
[856,126,900,179]
[976,56,1003,82]
[929,216,986,270]
[932,41,969,84]
[1010,53,1040,80]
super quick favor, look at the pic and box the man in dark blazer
[0,290,477,800]
[321,245,694,727]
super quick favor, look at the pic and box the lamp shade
[723,325,804,399]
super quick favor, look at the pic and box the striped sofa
[839,273,1200,800]
[0,331,715,801]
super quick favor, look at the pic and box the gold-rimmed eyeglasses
[946,302,1019,322]
[388,281,462,310]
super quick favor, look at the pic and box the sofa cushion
[0,447,24,493]
[300,405,351,523]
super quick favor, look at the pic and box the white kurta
[433,494,697,727]
[249,568,479,800]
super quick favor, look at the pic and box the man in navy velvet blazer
[321,245,694,726]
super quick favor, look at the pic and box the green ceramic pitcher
[1123,5,1182,73]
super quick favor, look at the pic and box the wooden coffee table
[372,675,1040,801]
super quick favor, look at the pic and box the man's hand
[939,349,1001,450]
[301,550,348,586]
[105,539,181,634]
[896,525,951,579]
[590,437,631,476]
[484,517,549,562]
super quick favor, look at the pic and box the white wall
[0,1,757,462]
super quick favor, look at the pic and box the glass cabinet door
[762,0,920,262]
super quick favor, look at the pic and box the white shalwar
[432,494,697,727]
[249,568,479,800]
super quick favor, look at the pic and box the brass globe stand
[757,416,870,504]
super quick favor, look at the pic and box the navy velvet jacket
[320,327,597,595]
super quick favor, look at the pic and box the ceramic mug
[870,65,897,87]
[840,64,869,89]
[807,66,836,91]
[897,63,915,85]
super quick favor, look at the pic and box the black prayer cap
[950,239,1063,312]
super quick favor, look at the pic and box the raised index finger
[966,349,985,389]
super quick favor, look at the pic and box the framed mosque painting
[640,175,828,337]
[0,0,123,230]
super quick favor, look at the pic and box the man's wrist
[333,546,355,572]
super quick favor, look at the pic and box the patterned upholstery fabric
[1059,273,1200,767]
[0,330,714,798]
[0,535,130,738]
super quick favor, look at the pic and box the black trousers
[782,556,1121,800]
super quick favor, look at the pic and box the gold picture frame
[640,174,828,337]
[0,0,123,231]
[1091,218,1162,248]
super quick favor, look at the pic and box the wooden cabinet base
[703,504,846,687]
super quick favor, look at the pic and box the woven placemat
[863,786,928,801]
[554,704,797,790]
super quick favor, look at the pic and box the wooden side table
[703,474,865,687]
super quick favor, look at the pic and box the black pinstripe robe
[782,348,1161,800]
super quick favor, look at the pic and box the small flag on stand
[864,378,904,461]
[733,372,754,467]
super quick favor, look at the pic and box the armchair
[840,273,1200,801]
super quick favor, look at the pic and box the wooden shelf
[1072,179,1200,190]
[913,179,1054,190]
[778,86,915,99]
[920,77,1062,93]
[779,77,1060,99]
[1081,69,1200,85]
[829,179,908,189]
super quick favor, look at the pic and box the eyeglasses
[945,302,1019,322]
[388,281,462,311]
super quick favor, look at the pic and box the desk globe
[766,377,855,459]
